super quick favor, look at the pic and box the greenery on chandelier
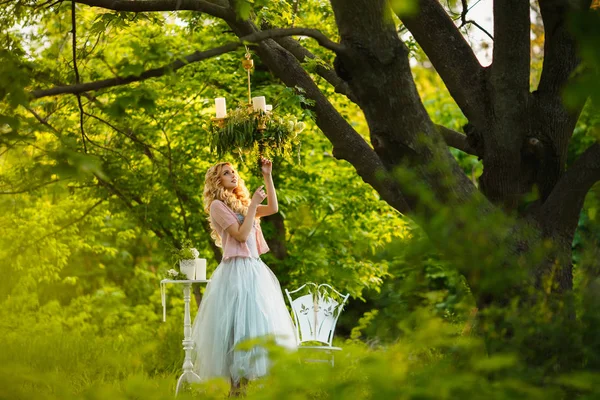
[209,87,311,169]
[209,106,305,161]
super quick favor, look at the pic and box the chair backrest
[285,283,349,347]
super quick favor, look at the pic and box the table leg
[175,282,201,395]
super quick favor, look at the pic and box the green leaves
[105,87,158,118]
[235,0,254,20]
[0,47,31,108]
[232,0,275,20]
[390,0,419,17]
[0,114,22,138]
[277,86,316,119]
[90,11,158,34]
[48,149,107,179]
[172,238,196,262]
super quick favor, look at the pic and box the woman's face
[219,165,238,191]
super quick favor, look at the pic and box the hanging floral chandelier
[209,48,305,167]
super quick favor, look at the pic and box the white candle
[215,97,227,118]
[252,96,266,112]
[195,258,207,280]
[265,104,273,112]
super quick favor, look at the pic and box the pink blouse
[209,200,270,261]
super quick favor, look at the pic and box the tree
[2,0,600,369]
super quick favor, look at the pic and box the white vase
[195,258,207,280]
[179,259,196,280]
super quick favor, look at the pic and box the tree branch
[436,124,479,156]
[527,0,592,188]
[537,143,600,235]
[71,0,88,153]
[35,198,105,242]
[31,28,343,99]
[73,0,234,20]
[84,111,166,160]
[80,131,135,167]
[0,179,65,195]
[537,0,592,97]
[490,0,530,115]
[274,36,358,103]
[94,173,176,243]
[159,124,190,237]
[401,0,488,127]
[26,107,60,134]
[475,0,531,209]
[458,0,493,41]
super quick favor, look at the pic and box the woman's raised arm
[256,158,278,217]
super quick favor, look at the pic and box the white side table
[160,279,210,395]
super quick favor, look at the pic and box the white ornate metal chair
[285,283,350,366]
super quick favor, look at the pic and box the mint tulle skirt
[191,257,297,384]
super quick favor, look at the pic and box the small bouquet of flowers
[167,239,201,280]
[166,268,189,281]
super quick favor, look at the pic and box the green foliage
[172,239,197,262]
[390,0,419,17]
[1,2,600,399]
[0,45,31,108]
[3,296,600,400]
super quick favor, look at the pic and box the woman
[191,158,297,394]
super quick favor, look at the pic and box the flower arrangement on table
[167,239,206,280]
[166,268,188,281]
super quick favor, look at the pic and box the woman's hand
[260,157,273,176]
[255,162,278,217]
[251,185,267,205]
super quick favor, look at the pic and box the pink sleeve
[210,201,238,230]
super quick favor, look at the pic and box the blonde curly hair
[203,162,251,246]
